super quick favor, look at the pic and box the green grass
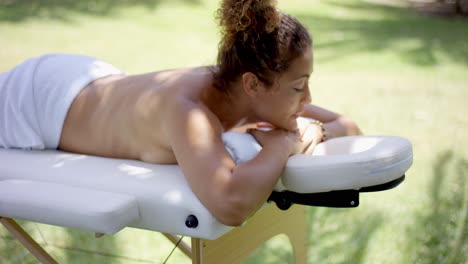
[1,0,467,263]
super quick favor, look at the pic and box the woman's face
[254,48,313,131]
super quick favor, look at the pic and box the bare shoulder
[162,67,221,142]
[165,95,224,156]
[164,94,236,186]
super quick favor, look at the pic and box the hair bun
[217,0,281,49]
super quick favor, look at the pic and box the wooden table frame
[1,204,308,264]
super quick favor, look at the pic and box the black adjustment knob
[185,214,198,228]
[275,197,292,210]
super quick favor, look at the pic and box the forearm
[228,144,289,221]
[301,104,362,137]
[323,116,363,138]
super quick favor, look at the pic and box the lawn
[1,0,467,263]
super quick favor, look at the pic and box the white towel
[0,54,124,150]
[221,117,315,191]
[222,117,315,163]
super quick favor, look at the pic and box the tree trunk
[459,0,468,15]
[437,0,468,15]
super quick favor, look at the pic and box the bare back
[59,67,218,164]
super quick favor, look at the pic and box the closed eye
[293,87,303,92]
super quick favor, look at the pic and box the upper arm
[165,100,239,222]
[164,99,295,226]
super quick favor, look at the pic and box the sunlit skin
[59,46,362,226]
[247,47,314,131]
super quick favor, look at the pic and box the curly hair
[213,0,312,92]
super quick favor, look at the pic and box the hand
[248,127,302,156]
[297,121,325,154]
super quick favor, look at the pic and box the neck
[202,83,250,131]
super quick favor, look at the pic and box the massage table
[0,121,413,263]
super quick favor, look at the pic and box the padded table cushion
[0,149,232,239]
[0,179,139,234]
[223,133,413,193]
[0,131,412,239]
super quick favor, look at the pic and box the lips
[293,110,304,119]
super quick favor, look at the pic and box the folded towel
[221,117,316,191]
[222,117,315,163]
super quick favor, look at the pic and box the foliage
[1,0,467,263]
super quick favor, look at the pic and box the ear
[241,72,260,97]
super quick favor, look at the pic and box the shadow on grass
[307,208,384,264]
[0,222,123,263]
[294,0,468,67]
[62,228,162,263]
[0,220,45,263]
[0,0,200,22]
[62,228,120,263]
[244,234,295,264]
[0,222,141,263]
[407,150,467,264]
[242,208,383,264]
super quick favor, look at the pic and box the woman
[0,0,361,226]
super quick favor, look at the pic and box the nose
[303,88,312,104]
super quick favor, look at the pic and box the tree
[433,0,468,16]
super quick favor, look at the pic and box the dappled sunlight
[307,208,384,264]
[244,234,294,264]
[0,220,43,263]
[0,0,201,22]
[1,0,466,263]
[118,164,154,179]
[51,154,87,168]
[162,189,184,205]
[186,108,217,153]
[405,150,468,263]
[294,1,468,68]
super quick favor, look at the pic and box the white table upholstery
[0,149,231,239]
[0,132,413,239]
[0,179,139,234]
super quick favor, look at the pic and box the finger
[297,120,308,136]
[301,134,314,154]
[247,128,266,140]
[256,122,275,129]
[305,141,317,155]
[301,123,316,142]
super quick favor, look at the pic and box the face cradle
[253,47,313,131]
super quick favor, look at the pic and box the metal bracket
[268,175,405,210]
